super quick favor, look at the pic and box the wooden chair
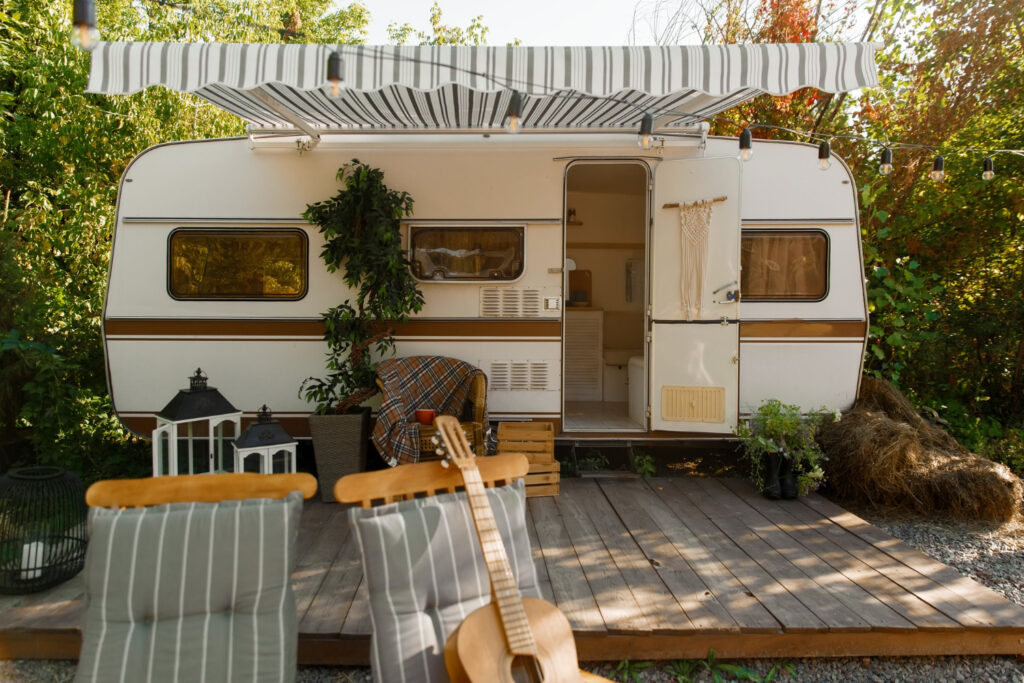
[77,473,316,683]
[335,456,610,682]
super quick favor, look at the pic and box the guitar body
[444,598,581,683]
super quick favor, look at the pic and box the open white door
[649,156,741,433]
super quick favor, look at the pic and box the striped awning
[87,43,879,132]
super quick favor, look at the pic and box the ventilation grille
[480,288,541,317]
[661,386,726,423]
[489,361,551,391]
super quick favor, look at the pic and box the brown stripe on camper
[740,320,867,339]
[104,319,562,338]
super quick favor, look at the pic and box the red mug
[414,408,437,426]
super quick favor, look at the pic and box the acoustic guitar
[433,415,582,683]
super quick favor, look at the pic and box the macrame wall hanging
[678,200,715,320]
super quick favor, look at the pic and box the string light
[505,90,523,134]
[982,157,995,181]
[818,140,832,171]
[739,128,753,161]
[879,147,893,176]
[326,51,343,98]
[637,113,654,150]
[930,155,945,182]
[71,0,100,51]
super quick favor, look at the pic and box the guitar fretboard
[460,466,539,656]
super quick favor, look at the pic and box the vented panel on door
[564,310,603,401]
[480,288,542,317]
[489,361,551,391]
[660,386,726,423]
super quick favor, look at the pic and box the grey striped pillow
[75,491,303,683]
[350,479,539,683]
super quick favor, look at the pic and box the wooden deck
[3,477,1024,664]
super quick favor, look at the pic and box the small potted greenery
[735,399,838,499]
[300,160,423,500]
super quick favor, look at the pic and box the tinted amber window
[169,230,307,299]
[741,231,828,300]
[410,227,524,281]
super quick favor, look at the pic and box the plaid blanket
[372,356,487,466]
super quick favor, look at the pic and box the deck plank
[554,481,652,634]
[693,478,870,632]
[598,479,739,633]
[660,478,825,632]
[566,480,693,633]
[341,579,372,636]
[293,507,353,622]
[718,479,914,631]
[635,479,780,633]
[802,494,1024,628]
[524,500,554,603]
[527,497,606,633]
[301,521,363,635]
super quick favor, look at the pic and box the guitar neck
[460,465,539,657]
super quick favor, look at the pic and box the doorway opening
[562,162,648,432]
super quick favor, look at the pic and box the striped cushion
[75,492,303,683]
[350,479,539,683]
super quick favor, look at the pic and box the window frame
[407,223,527,284]
[740,228,830,303]
[166,227,309,302]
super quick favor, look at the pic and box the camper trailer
[91,43,876,441]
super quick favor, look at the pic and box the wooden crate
[497,421,555,464]
[524,461,560,498]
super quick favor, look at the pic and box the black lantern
[0,467,87,594]
[233,405,298,474]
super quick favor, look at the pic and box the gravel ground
[4,504,1023,682]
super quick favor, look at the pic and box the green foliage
[667,650,790,682]
[736,400,837,495]
[300,160,423,414]
[631,449,656,478]
[578,449,609,471]
[387,2,489,46]
[612,659,651,683]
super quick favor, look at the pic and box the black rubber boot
[779,454,798,500]
[762,451,782,499]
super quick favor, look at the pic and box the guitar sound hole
[510,654,545,683]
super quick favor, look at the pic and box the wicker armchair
[375,371,487,459]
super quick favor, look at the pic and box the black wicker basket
[0,466,88,594]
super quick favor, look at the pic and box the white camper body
[104,132,867,439]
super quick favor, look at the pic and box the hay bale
[818,378,1023,522]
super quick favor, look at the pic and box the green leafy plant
[299,160,424,414]
[668,651,792,682]
[578,449,609,471]
[612,659,651,682]
[631,449,657,478]
[736,400,837,497]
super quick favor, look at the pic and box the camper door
[649,157,741,433]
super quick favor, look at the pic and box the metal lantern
[151,368,242,476]
[233,405,298,474]
[0,467,87,594]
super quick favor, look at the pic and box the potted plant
[300,160,423,500]
[735,399,838,499]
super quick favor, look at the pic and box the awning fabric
[87,43,879,132]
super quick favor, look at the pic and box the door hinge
[645,407,652,418]
[721,316,729,326]
[732,355,739,365]
[645,333,652,344]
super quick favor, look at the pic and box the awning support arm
[247,90,321,150]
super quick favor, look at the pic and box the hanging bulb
[930,155,945,182]
[637,113,654,150]
[879,148,893,176]
[739,128,753,161]
[505,90,523,134]
[817,140,832,171]
[982,157,995,181]
[327,50,343,98]
[71,0,100,51]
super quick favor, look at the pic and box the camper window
[168,229,308,300]
[409,226,524,281]
[741,230,828,301]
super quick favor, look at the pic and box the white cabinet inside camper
[649,156,741,433]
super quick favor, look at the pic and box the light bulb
[879,148,893,176]
[930,155,945,182]
[71,23,100,51]
[505,115,521,134]
[739,128,753,161]
[505,90,523,134]
[817,140,831,171]
[327,51,343,98]
[982,157,994,181]
[637,113,654,150]
[637,132,653,150]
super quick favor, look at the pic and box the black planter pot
[308,407,371,503]
[778,455,798,500]
[761,451,783,500]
